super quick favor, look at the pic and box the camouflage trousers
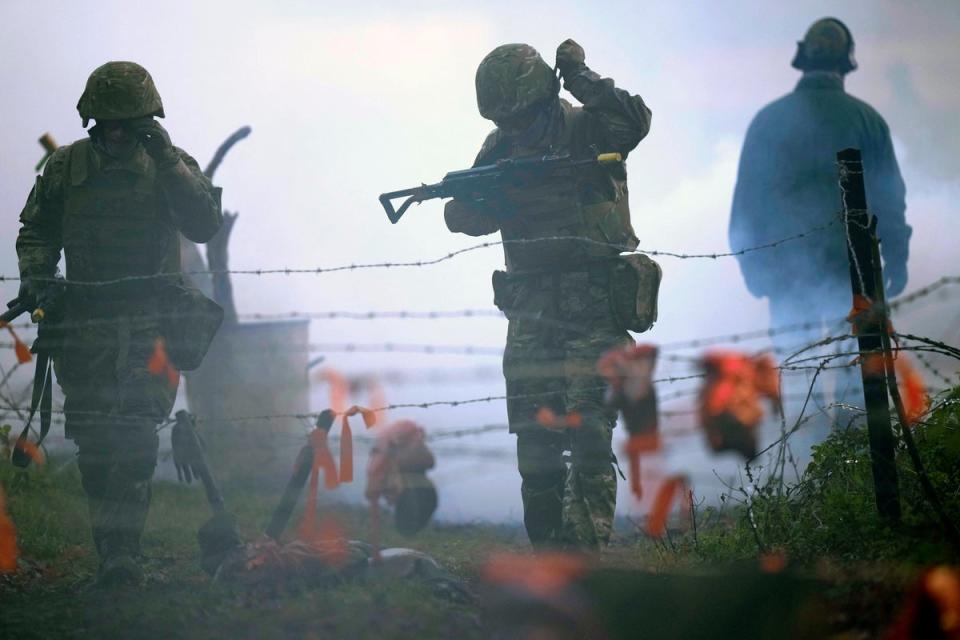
[503,287,631,551]
[55,310,177,559]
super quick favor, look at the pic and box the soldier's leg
[562,374,618,551]
[515,426,566,548]
[74,418,159,558]
[65,320,171,573]
[504,320,566,548]
[105,323,175,556]
[559,307,629,551]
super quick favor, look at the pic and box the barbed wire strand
[0,219,839,287]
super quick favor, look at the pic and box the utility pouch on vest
[609,254,662,333]
[159,284,224,371]
[491,270,523,319]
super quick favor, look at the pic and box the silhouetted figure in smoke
[729,18,911,451]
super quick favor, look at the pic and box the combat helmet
[475,43,559,122]
[791,18,857,74]
[77,61,165,127]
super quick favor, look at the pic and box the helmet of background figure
[791,17,857,74]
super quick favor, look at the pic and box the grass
[1,388,958,638]
[0,460,513,640]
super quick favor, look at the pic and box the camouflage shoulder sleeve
[157,148,223,243]
[16,145,70,281]
[444,130,502,236]
[563,66,651,156]
[474,128,507,166]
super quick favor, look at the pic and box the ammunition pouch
[492,270,523,319]
[159,283,224,371]
[609,254,661,333]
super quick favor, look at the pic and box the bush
[700,387,960,565]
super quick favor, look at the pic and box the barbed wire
[4,266,954,353]
[909,348,958,387]
[889,276,960,312]
[0,219,839,287]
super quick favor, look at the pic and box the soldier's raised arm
[556,39,652,155]
[130,117,223,243]
[16,147,68,297]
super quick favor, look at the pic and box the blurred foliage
[693,387,960,566]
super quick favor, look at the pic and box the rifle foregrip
[0,302,30,325]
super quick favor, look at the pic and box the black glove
[15,276,65,320]
[15,280,38,311]
[129,117,179,168]
[556,38,586,78]
[885,262,908,298]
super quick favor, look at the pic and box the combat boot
[520,473,565,549]
[94,527,146,588]
[96,552,143,588]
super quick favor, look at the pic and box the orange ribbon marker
[147,338,179,388]
[339,405,377,483]
[597,344,660,499]
[895,355,929,426]
[645,475,690,538]
[846,293,894,338]
[483,552,587,598]
[535,407,583,430]
[0,321,32,364]
[698,351,780,460]
[0,488,17,573]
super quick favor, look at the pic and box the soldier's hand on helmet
[885,263,908,298]
[129,117,179,166]
[556,39,586,78]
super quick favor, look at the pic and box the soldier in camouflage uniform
[15,62,222,584]
[445,41,651,550]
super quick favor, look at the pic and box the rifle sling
[11,351,53,468]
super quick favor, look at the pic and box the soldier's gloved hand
[129,117,179,168]
[171,416,206,484]
[885,263,908,298]
[15,280,39,311]
[556,39,586,78]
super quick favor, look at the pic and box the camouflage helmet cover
[475,43,559,122]
[77,61,165,127]
[791,18,857,74]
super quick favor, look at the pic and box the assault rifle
[379,152,623,224]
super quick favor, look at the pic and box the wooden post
[836,148,901,523]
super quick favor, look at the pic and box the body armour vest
[478,99,639,273]
[63,139,179,301]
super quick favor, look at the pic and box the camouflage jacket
[16,136,221,301]
[445,65,651,273]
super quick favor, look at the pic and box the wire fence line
[5,269,954,363]
[0,219,840,287]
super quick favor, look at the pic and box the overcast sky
[1,0,958,521]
